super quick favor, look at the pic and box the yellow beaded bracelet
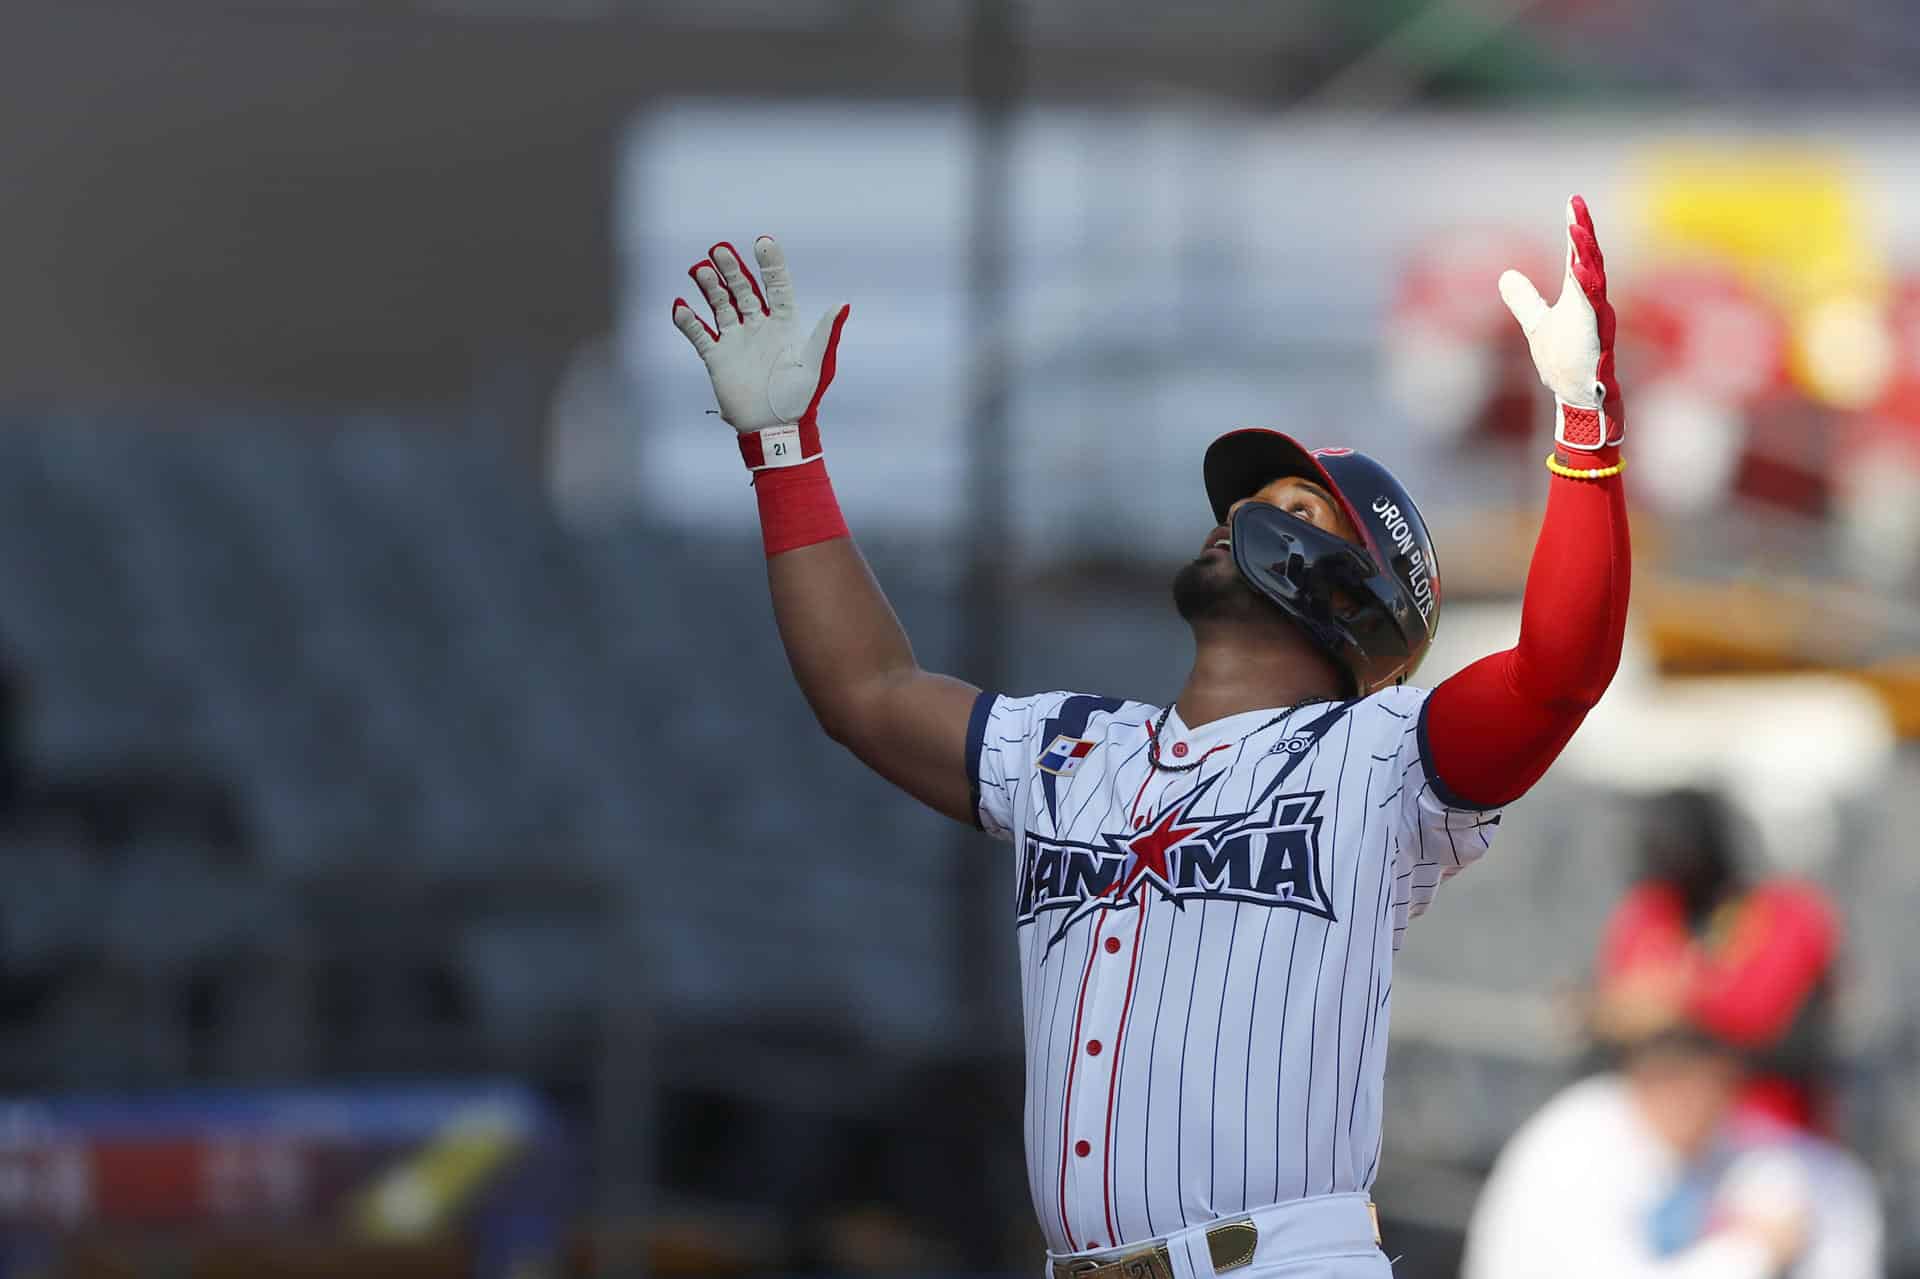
[1545,451,1626,481]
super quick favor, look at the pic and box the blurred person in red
[1593,789,1837,1133]
[1464,791,1881,1278]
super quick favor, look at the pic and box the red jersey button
[1171,741,1189,758]
[1104,936,1121,953]
[1074,1140,1091,1158]
[1087,1241,1102,1249]
[1086,1039,1102,1055]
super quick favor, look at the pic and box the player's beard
[1171,555,1274,624]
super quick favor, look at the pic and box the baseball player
[671,196,1630,1278]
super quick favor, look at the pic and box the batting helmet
[1203,429,1441,695]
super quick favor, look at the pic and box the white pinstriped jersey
[964,684,1502,1255]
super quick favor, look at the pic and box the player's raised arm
[1420,196,1632,808]
[671,237,982,825]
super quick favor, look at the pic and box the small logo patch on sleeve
[1037,735,1097,776]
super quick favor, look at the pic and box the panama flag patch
[1037,734,1097,776]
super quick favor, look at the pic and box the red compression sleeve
[740,418,850,557]
[1421,444,1630,808]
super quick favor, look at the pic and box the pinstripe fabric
[973,685,1499,1254]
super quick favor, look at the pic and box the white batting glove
[671,237,850,473]
[1498,195,1626,451]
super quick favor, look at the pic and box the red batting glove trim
[1560,405,1606,450]
[803,306,852,426]
[1568,196,1626,442]
[1596,349,1625,439]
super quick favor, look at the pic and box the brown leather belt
[1051,1218,1259,1279]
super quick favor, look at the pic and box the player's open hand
[672,237,850,435]
[1498,196,1625,451]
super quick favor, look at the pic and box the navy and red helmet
[1203,429,1441,695]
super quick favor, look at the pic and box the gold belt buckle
[1117,1245,1175,1279]
[1052,1243,1174,1279]
[1205,1218,1258,1272]
[1052,1254,1107,1279]
[1055,1201,1375,1279]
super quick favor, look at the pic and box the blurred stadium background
[2,1,1920,1275]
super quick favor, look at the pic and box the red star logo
[1118,804,1204,898]
[1043,773,1248,948]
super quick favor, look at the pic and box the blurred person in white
[1463,1028,1881,1279]
[669,198,1628,1279]
[1465,789,1879,1279]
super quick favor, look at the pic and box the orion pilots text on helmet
[1371,496,1436,623]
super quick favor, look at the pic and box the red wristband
[741,419,848,556]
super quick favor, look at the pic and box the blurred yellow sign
[1635,144,1891,405]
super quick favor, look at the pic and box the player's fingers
[689,259,739,331]
[672,297,718,356]
[1568,195,1603,264]
[1569,224,1601,268]
[1567,233,1606,313]
[756,235,797,321]
[1563,197,1605,294]
[710,241,769,326]
[1498,269,1549,335]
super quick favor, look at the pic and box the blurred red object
[1832,277,1920,586]
[1616,263,1790,408]
[1383,227,1556,446]
[1841,275,1920,455]
[1597,879,1839,1131]
[1613,263,1853,517]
